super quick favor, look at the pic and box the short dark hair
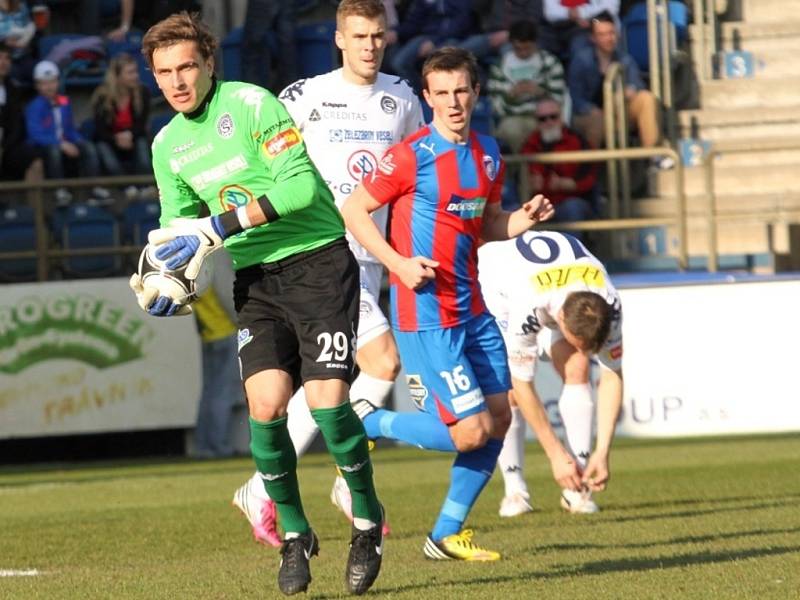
[0,42,11,57]
[422,47,480,91]
[509,20,538,44]
[562,291,613,353]
[141,11,217,70]
[590,11,616,32]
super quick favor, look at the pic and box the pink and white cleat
[330,475,391,536]
[232,479,282,548]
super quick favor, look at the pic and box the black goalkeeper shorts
[233,238,360,387]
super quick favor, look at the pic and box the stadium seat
[55,204,122,277]
[0,206,38,281]
[106,29,160,95]
[123,200,161,246]
[38,33,107,89]
[221,26,245,81]
[150,112,175,136]
[296,20,337,78]
[470,96,493,136]
[623,1,689,74]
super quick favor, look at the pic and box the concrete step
[631,191,800,218]
[651,162,800,196]
[744,0,800,24]
[713,145,800,167]
[700,77,800,109]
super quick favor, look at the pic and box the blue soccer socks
[363,409,456,452]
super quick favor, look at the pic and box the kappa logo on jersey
[347,150,378,181]
[231,87,266,120]
[377,152,396,176]
[219,184,254,211]
[406,374,428,410]
[482,154,497,181]
[380,95,397,114]
[263,127,301,158]
[309,108,321,121]
[445,194,486,219]
[216,113,234,138]
[279,79,307,102]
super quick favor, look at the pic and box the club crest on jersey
[445,194,486,219]
[263,127,301,158]
[219,184,254,212]
[406,374,428,410]
[347,150,377,181]
[378,152,396,175]
[309,108,321,121]
[482,154,497,181]
[380,95,397,114]
[217,113,234,138]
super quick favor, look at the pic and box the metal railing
[693,0,719,81]
[603,62,630,219]
[505,145,687,269]
[646,0,677,142]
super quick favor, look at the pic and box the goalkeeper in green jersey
[128,12,384,597]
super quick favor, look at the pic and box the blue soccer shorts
[394,311,511,424]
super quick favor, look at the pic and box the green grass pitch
[1,434,798,599]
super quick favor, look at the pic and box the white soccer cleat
[330,474,391,536]
[498,492,534,517]
[232,480,282,548]
[560,488,599,514]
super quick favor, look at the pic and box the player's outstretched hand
[551,451,583,491]
[522,194,554,224]
[149,216,225,280]
[581,451,610,492]
[129,273,192,317]
[397,256,439,290]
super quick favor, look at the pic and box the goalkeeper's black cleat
[345,508,384,595]
[278,529,319,596]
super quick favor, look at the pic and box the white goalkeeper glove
[129,273,192,317]
[148,215,226,280]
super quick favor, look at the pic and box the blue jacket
[567,45,646,116]
[25,94,83,147]
[396,0,477,44]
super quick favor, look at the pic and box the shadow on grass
[310,544,800,597]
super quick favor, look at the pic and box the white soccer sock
[559,383,594,469]
[286,386,320,457]
[498,407,529,497]
[349,371,395,409]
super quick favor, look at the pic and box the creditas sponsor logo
[263,128,302,158]
[169,143,213,173]
[0,296,153,374]
[189,154,248,191]
[309,108,321,121]
[445,195,486,219]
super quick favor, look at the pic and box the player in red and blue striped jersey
[342,47,554,561]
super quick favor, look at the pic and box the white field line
[0,569,40,577]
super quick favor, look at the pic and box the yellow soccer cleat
[423,529,501,561]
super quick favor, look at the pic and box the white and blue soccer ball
[137,243,213,305]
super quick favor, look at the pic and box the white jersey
[479,231,623,382]
[278,69,424,263]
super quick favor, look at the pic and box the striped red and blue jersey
[362,124,505,332]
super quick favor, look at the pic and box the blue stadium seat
[150,112,175,136]
[55,204,122,277]
[296,20,336,78]
[221,26,245,81]
[123,200,161,246]
[623,1,689,74]
[38,33,106,89]
[0,206,37,281]
[471,96,493,136]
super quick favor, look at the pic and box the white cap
[33,60,59,81]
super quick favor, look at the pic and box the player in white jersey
[478,230,624,516]
[232,0,424,547]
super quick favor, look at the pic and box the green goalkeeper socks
[312,402,383,524]
[249,416,309,535]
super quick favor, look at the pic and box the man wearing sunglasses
[520,96,598,235]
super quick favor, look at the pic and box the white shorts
[357,261,390,346]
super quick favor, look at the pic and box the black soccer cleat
[345,509,384,595]
[277,529,319,596]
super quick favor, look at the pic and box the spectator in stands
[539,0,620,66]
[568,11,671,168]
[521,96,597,232]
[390,0,479,92]
[380,0,401,74]
[0,0,37,84]
[240,0,297,93]
[25,60,108,205]
[459,0,543,64]
[487,19,564,153]
[106,0,201,41]
[90,53,151,178]
[0,42,41,182]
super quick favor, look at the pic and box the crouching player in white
[231,0,423,546]
[478,230,623,516]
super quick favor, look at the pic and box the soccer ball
[137,243,213,305]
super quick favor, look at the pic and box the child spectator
[25,60,108,205]
[90,53,151,178]
[487,19,565,153]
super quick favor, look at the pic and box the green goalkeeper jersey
[151,79,345,269]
